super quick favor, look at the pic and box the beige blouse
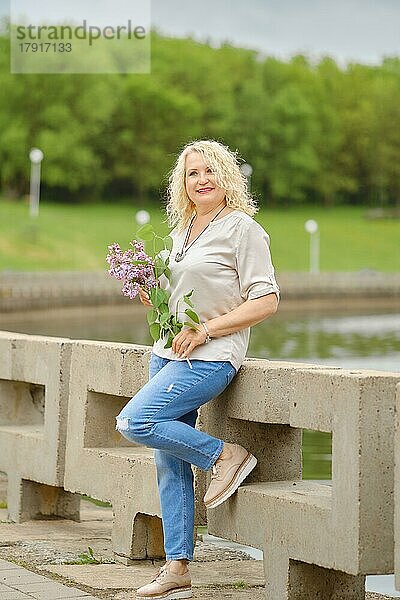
[152,209,280,372]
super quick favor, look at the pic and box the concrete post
[7,472,80,522]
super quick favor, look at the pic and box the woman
[116,139,280,600]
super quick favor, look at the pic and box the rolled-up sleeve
[235,221,280,303]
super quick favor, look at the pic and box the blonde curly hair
[164,139,258,232]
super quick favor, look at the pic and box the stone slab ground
[0,498,393,600]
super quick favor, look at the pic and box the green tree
[263,84,319,205]
[106,74,202,201]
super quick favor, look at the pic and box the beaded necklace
[174,203,226,262]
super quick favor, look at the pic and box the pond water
[1,302,399,596]
[2,304,398,373]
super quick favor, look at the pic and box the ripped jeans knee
[115,416,130,432]
[115,412,150,444]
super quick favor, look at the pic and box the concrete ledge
[213,480,332,561]
[394,381,400,590]
[63,340,164,563]
[1,270,399,312]
[0,330,79,523]
[278,271,400,299]
[204,358,400,599]
[1,329,400,598]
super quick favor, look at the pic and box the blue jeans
[115,352,237,561]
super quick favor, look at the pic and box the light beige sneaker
[204,443,257,509]
[136,563,192,599]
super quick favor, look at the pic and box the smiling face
[185,151,226,213]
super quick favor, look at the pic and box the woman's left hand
[172,326,207,358]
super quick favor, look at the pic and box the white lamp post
[29,148,44,218]
[135,210,150,226]
[240,163,253,193]
[304,219,320,274]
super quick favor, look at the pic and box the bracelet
[201,322,212,344]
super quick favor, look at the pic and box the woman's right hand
[138,287,153,307]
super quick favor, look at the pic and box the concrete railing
[63,339,164,563]
[0,331,208,564]
[203,359,400,599]
[0,331,79,522]
[0,271,127,312]
[394,382,400,592]
[0,330,400,597]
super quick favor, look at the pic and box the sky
[151,0,400,65]
[1,0,399,65]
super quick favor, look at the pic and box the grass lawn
[0,199,399,272]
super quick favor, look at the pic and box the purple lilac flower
[121,280,140,299]
[106,239,157,299]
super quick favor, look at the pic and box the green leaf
[164,267,171,282]
[185,308,200,324]
[76,546,99,564]
[159,289,169,303]
[154,266,163,279]
[153,235,166,254]
[148,287,157,302]
[159,312,170,326]
[149,322,161,341]
[183,321,198,330]
[154,256,168,279]
[137,224,154,241]
[183,290,194,307]
[164,236,173,251]
[146,308,158,325]
[152,288,168,308]
[155,256,166,268]
[183,295,194,308]
[164,333,174,349]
